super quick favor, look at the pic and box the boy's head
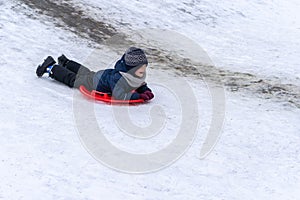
[124,47,148,77]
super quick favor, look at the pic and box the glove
[139,93,150,101]
[144,91,154,100]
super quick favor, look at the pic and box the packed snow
[0,0,300,200]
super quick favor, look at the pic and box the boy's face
[134,64,147,78]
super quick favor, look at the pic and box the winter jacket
[93,55,151,100]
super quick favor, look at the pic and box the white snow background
[0,0,300,200]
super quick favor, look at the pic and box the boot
[58,54,81,74]
[58,54,69,66]
[36,56,56,77]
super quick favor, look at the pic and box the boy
[36,47,154,101]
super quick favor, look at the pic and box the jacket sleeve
[110,75,140,100]
[135,83,152,93]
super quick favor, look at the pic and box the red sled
[79,85,145,104]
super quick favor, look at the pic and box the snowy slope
[72,0,300,85]
[1,0,300,200]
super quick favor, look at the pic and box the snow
[1,0,300,200]
[71,0,300,85]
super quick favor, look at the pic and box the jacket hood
[114,54,129,72]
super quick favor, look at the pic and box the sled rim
[79,85,145,104]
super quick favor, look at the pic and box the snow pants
[50,60,96,91]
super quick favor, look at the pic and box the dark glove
[144,91,154,100]
[139,93,150,101]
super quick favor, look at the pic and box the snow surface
[1,0,300,200]
[72,0,300,85]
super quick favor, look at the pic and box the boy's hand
[144,91,154,100]
[139,91,154,101]
[139,93,150,101]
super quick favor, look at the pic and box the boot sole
[36,56,56,77]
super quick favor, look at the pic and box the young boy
[36,47,154,101]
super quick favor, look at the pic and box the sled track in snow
[19,0,117,43]
[18,0,300,109]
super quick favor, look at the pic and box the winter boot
[58,54,81,74]
[36,56,56,77]
[58,54,69,67]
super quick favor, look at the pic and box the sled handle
[91,90,111,99]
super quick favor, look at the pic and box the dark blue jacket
[93,55,151,100]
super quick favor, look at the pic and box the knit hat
[124,47,148,67]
